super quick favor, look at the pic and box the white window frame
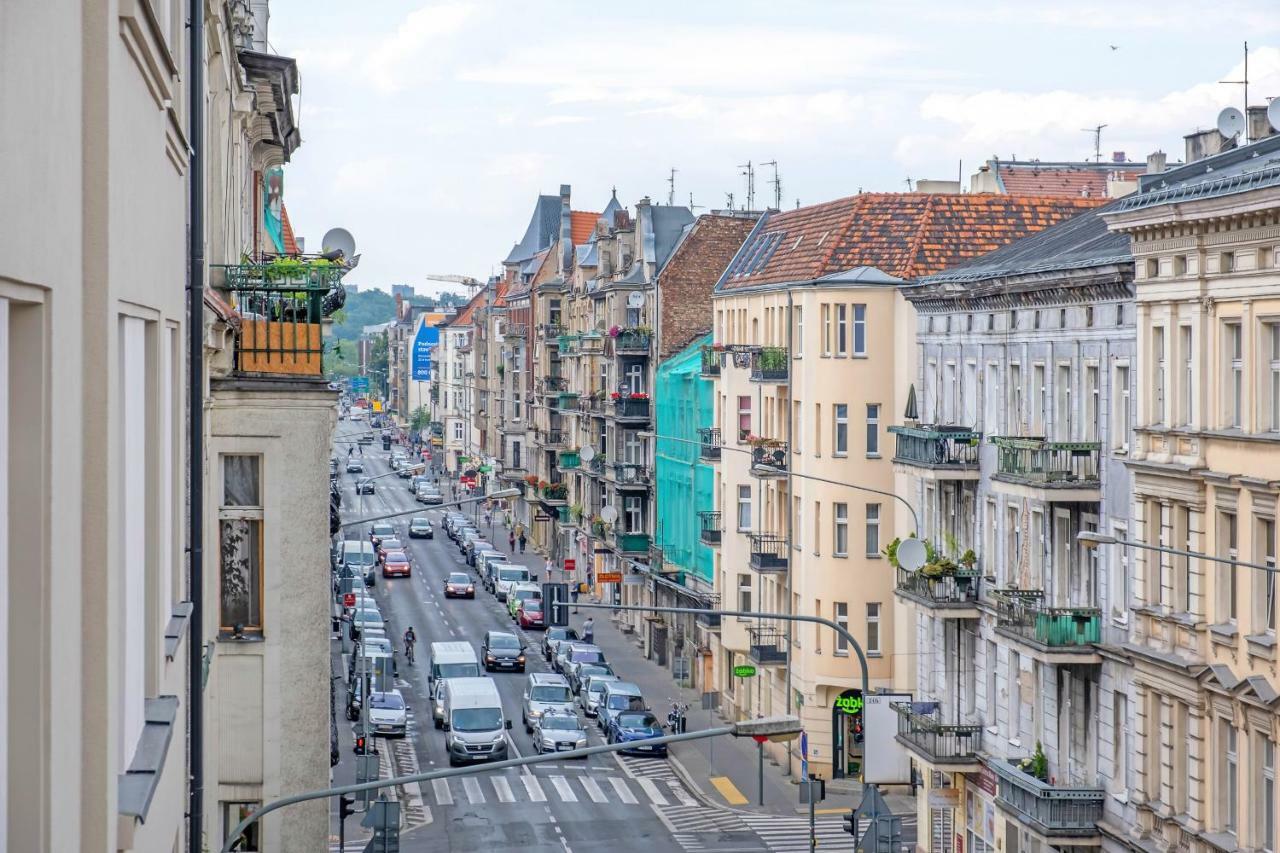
[737,485,752,532]
[834,602,849,655]
[865,403,880,457]
[1226,322,1243,429]
[835,304,848,356]
[1113,363,1131,452]
[737,574,753,617]
[865,503,881,556]
[833,404,848,456]
[1181,324,1194,427]
[1152,325,1166,425]
[833,503,849,557]
[794,306,803,358]
[1269,321,1280,432]
[853,304,866,356]
[865,602,881,654]
[737,395,752,441]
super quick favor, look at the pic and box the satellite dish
[896,537,928,573]
[626,291,645,309]
[1268,99,1280,133]
[600,505,619,524]
[579,445,596,462]
[321,227,357,260]
[1217,107,1246,140]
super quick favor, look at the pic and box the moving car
[356,478,375,495]
[408,517,433,539]
[443,572,475,598]
[605,711,667,756]
[416,485,443,505]
[506,583,542,619]
[381,549,411,578]
[521,673,576,732]
[580,674,620,717]
[346,459,364,473]
[542,627,580,662]
[481,630,526,672]
[369,522,395,549]
[598,682,646,731]
[368,690,408,737]
[376,537,404,562]
[516,598,545,629]
[441,677,511,767]
[532,712,588,756]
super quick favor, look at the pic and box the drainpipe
[187,0,206,849]
[783,289,794,778]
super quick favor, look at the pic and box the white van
[492,564,531,601]
[429,641,482,726]
[441,677,511,766]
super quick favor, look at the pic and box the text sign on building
[563,558,575,572]
[863,693,913,785]
[412,323,438,381]
[597,572,622,583]
[733,664,757,678]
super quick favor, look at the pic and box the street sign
[343,593,356,608]
[564,558,576,572]
[801,730,809,778]
[352,376,370,392]
[752,734,769,744]
[361,796,401,853]
[597,571,622,583]
[534,513,551,522]
[733,664,757,678]
[478,465,492,473]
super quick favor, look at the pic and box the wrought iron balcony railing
[698,511,722,545]
[541,375,569,393]
[699,427,722,461]
[612,396,651,420]
[990,760,1104,838]
[612,462,650,487]
[892,702,983,765]
[749,533,788,572]
[749,443,788,476]
[613,329,651,355]
[889,425,982,469]
[217,263,337,376]
[748,626,787,664]
[991,437,1100,488]
[895,567,981,609]
[539,323,566,339]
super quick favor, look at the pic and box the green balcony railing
[889,425,982,468]
[613,329,651,354]
[990,589,1101,648]
[990,760,1104,838]
[614,532,650,554]
[554,392,580,412]
[991,437,1100,487]
[558,450,580,470]
[557,334,581,354]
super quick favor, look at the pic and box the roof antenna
[1081,124,1107,162]
[1220,41,1251,144]
[725,191,735,211]
[904,176,914,191]
[667,168,677,206]
[762,160,781,209]
[688,192,704,214]
[738,160,755,211]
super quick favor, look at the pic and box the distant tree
[329,289,395,341]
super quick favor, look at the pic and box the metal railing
[990,589,1101,648]
[749,443,788,475]
[750,346,789,383]
[699,427,721,461]
[612,462,650,487]
[613,531,650,554]
[695,594,722,629]
[218,269,332,376]
[700,347,721,377]
[895,567,981,607]
[543,429,566,447]
[749,534,788,572]
[990,759,1104,837]
[991,437,1101,487]
[557,335,581,355]
[889,426,982,468]
[542,375,569,393]
[539,323,566,339]
[612,397,651,420]
[557,451,580,470]
[892,703,983,764]
[614,330,651,354]
[699,511,722,545]
[748,626,787,664]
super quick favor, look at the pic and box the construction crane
[425,274,482,291]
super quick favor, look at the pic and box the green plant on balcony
[569,503,585,523]
[496,363,505,377]
[1017,741,1050,782]
[590,516,612,536]
[758,347,789,371]
[542,482,568,500]
[743,434,784,449]
[523,473,539,487]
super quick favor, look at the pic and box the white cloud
[333,157,396,193]
[532,115,591,127]
[364,2,484,93]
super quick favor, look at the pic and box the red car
[444,572,475,599]
[517,600,546,629]
[381,549,411,578]
[376,537,403,562]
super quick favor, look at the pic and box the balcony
[585,455,606,477]
[990,590,1101,662]
[749,534,788,572]
[700,346,721,377]
[699,511,722,545]
[748,442,788,477]
[578,393,605,415]
[695,594,722,629]
[554,392,580,412]
[894,567,981,618]
[990,759,1104,840]
[613,531,651,555]
[613,329,651,355]
[892,703,983,769]
[541,375,569,393]
[990,437,1101,501]
[505,323,528,339]
[218,261,341,377]
[889,426,982,480]
[580,334,604,356]
[557,334,580,355]
[748,626,787,665]
[539,323,566,339]
[750,347,789,383]
[542,429,567,448]
[612,395,651,421]
[557,450,580,471]
[699,427,722,461]
[539,482,569,506]
[611,462,651,488]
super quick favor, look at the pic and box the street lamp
[1077,529,1279,574]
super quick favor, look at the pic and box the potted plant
[1016,742,1049,782]
[569,503,585,523]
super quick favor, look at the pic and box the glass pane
[224,455,260,506]
[220,518,262,629]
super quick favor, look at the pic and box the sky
[269,0,1280,296]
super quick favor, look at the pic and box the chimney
[1185,128,1232,164]
[1248,106,1275,143]
[1111,151,1126,163]
[1146,150,1168,175]
[559,183,572,274]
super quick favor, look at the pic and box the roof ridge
[903,194,937,279]
[817,195,863,276]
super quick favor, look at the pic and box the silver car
[368,690,408,737]
[522,673,576,733]
[580,674,620,717]
[531,711,588,755]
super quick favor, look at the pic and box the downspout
[187,0,206,850]
[783,289,794,778]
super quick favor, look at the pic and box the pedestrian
[518,531,527,553]
[571,584,579,614]
[582,617,594,644]
[544,557,554,579]
[348,446,353,458]
[509,530,516,553]
[358,443,363,456]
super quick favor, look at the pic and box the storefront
[963,768,998,853]
[830,688,864,779]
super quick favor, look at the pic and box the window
[984,363,1000,432]
[1084,365,1099,441]
[1227,322,1243,428]
[1223,720,1239,834]
[1179,325,1194,427]
[1114,365,1131,451]
[1111,523,1130,620]
[866,404,880,456]
[1031,364,1046,435]
[815,403,822,456]
[1174,254,1188,276]
[866,603,881,654]
[624,495,643,532]
[836,304,848,356]
[1261,737,1276,853]
[1055,364,1072,440]
[821,304,832,356]
[1255,516,1276,634]
[1059,308,1067,328]
[1112,693,1128,793]
[1009,363,1023,432]
[737,574,752,613]
[1222,251,1236,273]
[118,315,148,775]
[813,501,821,556]
[1152,326,1166,425]
[833,503,849,557]
[833,404,848,456]
[794,307,803,357]
[1219,510,1239,623]
[1174,504,1192,612]
[853,304,866,355]
[866,504,881,556]
[1146,258,1159,278]
[220,455,263,633]
[452,421,464,441]
[1269,323,1280,431]
[834,602,849,655]
[737,395,752,440]
[1116,303,1125,326]
[223,802,262,852]
[1086,306,1094,327]
[793,400,802,453]
[737,485,752,531]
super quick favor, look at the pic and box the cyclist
[403,626,417,664]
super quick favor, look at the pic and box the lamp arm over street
[339,488,520,534]
[1076,530,1280,574]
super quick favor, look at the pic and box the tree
[409,406,430,434]
[369,331,389,397]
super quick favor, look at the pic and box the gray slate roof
[1116,133,1280,213]
[504,194,562,264]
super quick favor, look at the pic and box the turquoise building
[654,333,714,587]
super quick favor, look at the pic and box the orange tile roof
[281,205,300,254]
[993,162,1143,199]
[491,279,511,308]
[446,290,486,326]
[570,211,599,246]
[719,192,1103,291]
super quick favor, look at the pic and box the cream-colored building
[435,293,483,474]
[706,192,1101,779]
[1100,131,1280,853]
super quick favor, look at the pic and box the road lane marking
[636,778,667,806]
[432,778,453,806]
[579,775,608,803]
[709,775,749,806]
[491,776,516,803]
[462,776,485,804]
[522,775,547,802]
[549,776,576,802]
[608,777,638,805]
[667,779,698,807]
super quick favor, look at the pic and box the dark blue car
[605,711,667,756]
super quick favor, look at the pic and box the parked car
[444,572,475,599]
[597,682,646,732]
[507,583,542,620]
[444,514,468,539]
[369,522,395,549]
[521,673,576,732]
[580,674,620,717]
[555,642,606,676]
[567,661,615,696]
[346,459,364,473]
[381,549,411,578]
[605,711,667,756]
[481,630,526,672]
[542,627,580,662]
[417,485,444,505]
[408,517,434,539]
[409,475,431,495]
[368,690,408,737]
[516,598,545,630]
[532,712,589,756]
[474,550,505,581]
[493,564,533,601]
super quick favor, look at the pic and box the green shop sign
[834,693,863,716]
[478,465,493,473]
[732,664,757,679]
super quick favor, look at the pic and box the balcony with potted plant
[700,345,722,377]
[989,436,1101,502]
[990,744,1104,840]
[749,346,788,383]
[887,537,982,618]
[610,460,650,489]
[610,325,652,355]
[538,480,569,507]
[611,391,650,421]
[744,435,787,477]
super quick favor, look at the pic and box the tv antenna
[725,192,735,211]
[688,192,704,214]
[739,160,755,211]
[667,168,677,206]
[904,176,914,191]
[761,160,781,209]
[1081,124,1107,162]
[1220,41,1251,144]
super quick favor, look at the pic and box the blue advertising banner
[412,323,438,381]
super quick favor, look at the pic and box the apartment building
[705,192,1099,780]
[1098,132,1280,853]
[435,294,483,474]
[898,202,1130,853]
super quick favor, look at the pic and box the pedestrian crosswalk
[740,812,919,853]
[407,769,687,809]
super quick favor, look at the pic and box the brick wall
[657,213,759,359]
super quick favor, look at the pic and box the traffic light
[354,733,369,755]
[853,716,864,745]
[339,794,356,823]
[843,808,857,837]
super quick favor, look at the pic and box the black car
[481,630,526,672]
[356,478,375,495]
[542,627,580,661]
[408,517,433,539]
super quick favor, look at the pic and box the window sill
[1208,623,1239,644]
[163,601,194,661]
[833,650,849,658]
[864,553,882,560]
[866,651,883,658]
[865,453,881,460]
[118,696,180,824]
[217,631,266,644]
[833,453,848,459]
[1245,632,1277,660]
[833,553,848,559]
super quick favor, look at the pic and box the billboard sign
[412,322,438,381]
[351,376,370,392]
[863,692,913,784]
